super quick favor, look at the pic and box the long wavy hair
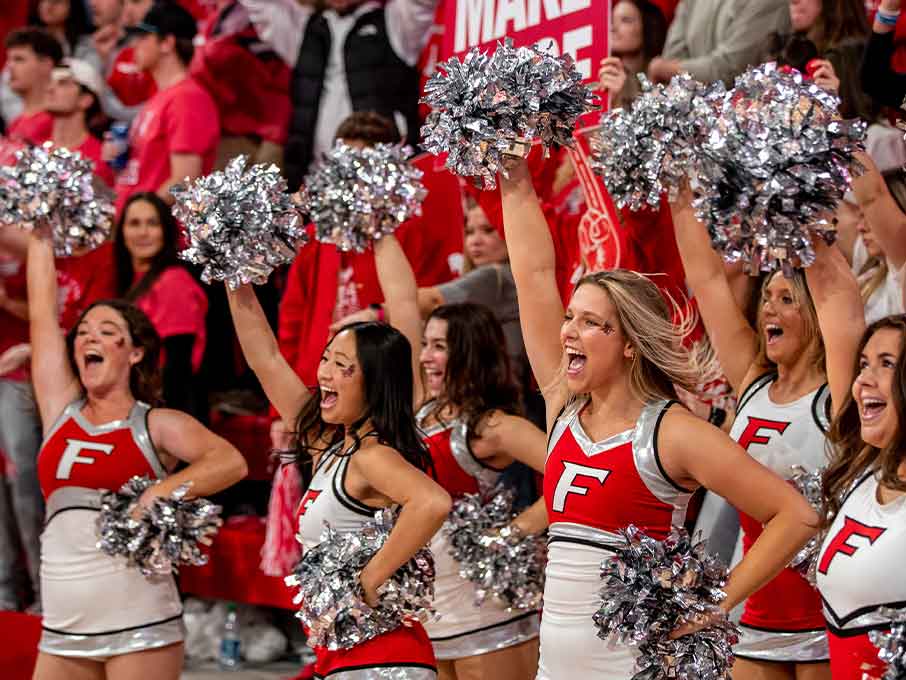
[293,321,434,485]
[821,316,906,527]
[113,192,181,302]
[548,270,700,406]
[66,299,163,406]
[423,303,521,437]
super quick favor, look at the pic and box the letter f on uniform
[552,461,610,512]
[56,439,115,479]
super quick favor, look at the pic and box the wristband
[369,303,385,323]
[877,9,900,25]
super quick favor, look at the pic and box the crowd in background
[0,0,904,628]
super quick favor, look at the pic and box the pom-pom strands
[96,476,222,578]
[285,508,435,650]
[594,525,740,680]
[0,142,114,256]
[788,465,823,586]
[593,73,724,210]
[172,155,308,289]
[421,39,597,189]
[298,142,426,253]
[693,63,866,275]
[444,488,546,611]
[871,608,906,680]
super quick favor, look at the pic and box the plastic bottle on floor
[218,603,242,670]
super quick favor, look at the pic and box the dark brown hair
[66,299,164,406]
[424,303,521,436]
[811,0,869,52]
[617,0,668,64]
[5,27,64,64]
[821,316,906,527]
[113,192,181,301]
[335,111,400,146]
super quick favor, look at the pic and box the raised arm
[499,159,566,399]
[238,0,313,67]
[851,151,906,271]
[804,240,865,414]
[26,235,81,429]
[670,187,760,394]
[225,283,310,425]
[374,235,424,406]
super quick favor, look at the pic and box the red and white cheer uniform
[37,399,183,659]
[297,444,437,679]
[817,471,906,679]
[416,403,540,660]
[538,398,693,679]
[729,373,831,662]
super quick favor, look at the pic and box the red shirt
[5,111,53,145]
[0,255,29,381]
[107,44,157,107]
[72,135,115,187]
[56,243,118,332]
[114,77,220,215]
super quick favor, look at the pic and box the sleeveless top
[729,372,830,632]
[817,471,906,679]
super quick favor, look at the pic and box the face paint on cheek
[341,365,356,378]
[602,322,616,336]
[115,338,125,347]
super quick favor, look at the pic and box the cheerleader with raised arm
[671,184,865,680]
[27,233,247,680]
[373,234,548,680]
[500,158,821,679]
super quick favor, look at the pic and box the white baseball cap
[51,58,105,99]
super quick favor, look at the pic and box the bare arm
[851,151,906,270]
[26,235,81,428]
[226,283,310,425]
[670,188,759,394]
[499,159,566,401]
[663,410,817,612]
[374,235,424,406]
[804,240,865,414]
[353,444,452,602]
[159,153,203,205]
[470,411,547,472]
[0,225,29,258]
[511,497,549,535]
[145,408,248,502]
[238,0,312,67]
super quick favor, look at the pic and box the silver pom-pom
[421,38,597,189]
[788,465,823,586]
[594,525,740,680]
[444,488,546,611]
[96,475,223,578]
[285,508,435,650]
[172,155,308,289]
[298,141,426,253]
[693,62,866,275]
[593,73,724,210]
[871,608,906,679]
[0,142,113,255]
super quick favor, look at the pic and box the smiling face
[121,198,165,270]
[420,317,449,399]
[853,327,904,449]
[317,329,367,426]
[561,283,633,394]
[73,305,144,395]
[758,273,813,366]
[611,0,644,57]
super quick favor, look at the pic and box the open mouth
[84,350,104,367]
[765,324,784,345]
[566,350,587,376]
[860,398,886,422]
[320,388,338,409]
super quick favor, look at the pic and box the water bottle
[218,603,242,670]
[104,122,130,171]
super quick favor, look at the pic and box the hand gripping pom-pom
[298,142,427,253]
[593,525,740,680]
[787,465,824,586]
[285,508,436,650]
[444,488,546,611]
[171,155,308,290]
[871,608,906,680]
[592,73,725,210]
[421,38,598,189]
[96,476,223,578]
[0,142,114,256]
[692,62,866,275]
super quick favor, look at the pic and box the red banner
[441,0,609,83]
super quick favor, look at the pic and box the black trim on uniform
[44,505,99,526]
[738,622,827,634]
[428,610,539,642]
[142,404,169,477]
[546,405,568,450]
[652,400,694,493]
[321,662,437,677]
[837,470,875,510]
[825,619,896,638]
[547,535,615,552]
[733,653,829,665]
[736,372,777,416]
[465,420,508,472]
[334,455,381,517]
[810,383,831,433]
[42,612,183,637]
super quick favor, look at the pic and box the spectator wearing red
[110,1,220,214]
[4,28,63,145]
[112,192,208,417]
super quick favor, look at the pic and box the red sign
[441,0,609,83]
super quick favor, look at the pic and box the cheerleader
[500,158,819,679]
[817,315,906,679]
[225,272,452,679]
[671,185,865,679]
[26,233,248,680]
[373,234,547,680]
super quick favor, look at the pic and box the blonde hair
[753,270,826,376]
[859,256,888,305]
[546,270,702,406]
